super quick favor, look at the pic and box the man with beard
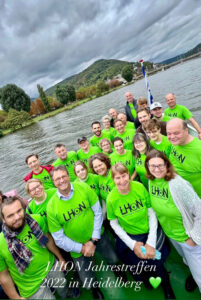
[90,121,111,150]
[0,196,69,299]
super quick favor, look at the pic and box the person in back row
[136,108,167,137]
[165,93,201,139]
[101,115,117,140]
[52,143,77,182]
[0,196,68,299]
[77,136,100,169]
[99,138,113,156]
[114,119,135,150]
[167,118,201,198]
[124,92,140,128]
[109,108,118,128]
[150,102,170,122]
[137,97,149,110]
[117,112,136,130]
[90,121,112,150]
[24,154,55,190]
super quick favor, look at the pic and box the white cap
[150,102,162,110]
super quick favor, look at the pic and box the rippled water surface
[1,57,201,196]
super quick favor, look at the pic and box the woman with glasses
[131,133,152,189]
[25,178,56,218]
[107,163,175,299]
[99,138,113,156]
[145,149,201,293]
[102,115,117,141]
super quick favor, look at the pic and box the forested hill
[160,43,201,65]
[45,59,133,95]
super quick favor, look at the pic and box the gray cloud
[0,0,201,97]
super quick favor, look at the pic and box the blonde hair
[111,163,129,179]
[25,178,43,194]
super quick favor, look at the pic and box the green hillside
[45,59,133,95]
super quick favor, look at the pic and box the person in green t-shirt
[145,149,201,292]
[77,136,100,169]
[0,196,68,299]
[24,153,55,190]
[47,165,104,298]
[25,178,56,218]
[144,119,172,157]
[52,143,77,182]
[110,137,135,177]
[114,119,135,150]
[150,102,171,122]
[165,93,201,139]
[90,121,112,150]
[131,133,152,189]
[167,118,201,198]
[106,163,174,298]
[117,112,136,130]
[99,138,113,156]
[101,115,117,140]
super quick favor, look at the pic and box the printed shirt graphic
[116,129,135,150]
[77,146,100,168]
[90,131,111,149]
[135,154,148,189]
[26,188,57,218]
[107,181,150,234]
[150,135,172,157]
[0,215,54,298]
[97,171,115,203]
[52,151,77,182]
[110,150,135,176]
[47,181,98,258]
[149,178,188,242]
[164,104,192,120]
[32,169,55,190]
[169,138,201,198]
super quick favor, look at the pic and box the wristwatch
[90,238,98,246]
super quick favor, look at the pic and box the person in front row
[145,149,201,293]
[46,165,104,299]
[106,163,175,299]
[0,196,68,299]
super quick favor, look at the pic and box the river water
[1,57,201,197]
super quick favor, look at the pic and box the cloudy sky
[0,0,201,97]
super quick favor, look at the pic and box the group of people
[0,91,201,299]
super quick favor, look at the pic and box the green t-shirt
[102,128,117,141]
[161,115,171,122]
[125,121,136,131]
[26,188,57,218]
[0,215,54,298]
[116,129,135,150]
[32,169,55,190]
[150,135,172,157]
[75,173,99,197]
[107,181,150,235]
[149,178,188,242]
[135,153,148,189]
[90,132,111,149]
[110,150,135,176]
[52,151,77,182]
[169,138,201,198]
[164,104,192,120]
[128,103,137,119]
[97,171,115,203]
[77,146,100,168]
[47,181,98,258]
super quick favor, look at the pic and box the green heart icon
[149,277,162,289]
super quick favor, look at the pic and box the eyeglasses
[54,175,69,183]
[148,164,166,170]
[134,141,145,146]
[29,184,43,193]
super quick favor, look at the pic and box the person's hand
[144,243,155,259]
[133,242,144,259]
[58,258,66,272]
[82,241,96,257]
[186,238,197,247]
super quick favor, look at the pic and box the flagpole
[139,59,153,105]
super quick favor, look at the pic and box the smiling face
[79,140,89,152]
[151,107,163,118]
[27,155,40,172]
[138,111,150,126]
[55,146,67,161]
[74,164,87,180]
[109,108,117,119]
[167,119,188,145]
[125,92,134,103]
[165,93,176,109]
[92,123,102,137]
[2,200,25,231]
[92,159,107,176]
[113,171,130,194]
[28,181,44,200]
[52,169,70,194]
[133,138,147,154]
[115,120,125,134]
[148,157,167,179]
[146,127,161,142]
[117,113,127,125]
[100,141,111,153]
[114,140,124,155]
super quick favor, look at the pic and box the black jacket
[125,99,140,128]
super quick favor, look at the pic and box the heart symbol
[149,277,162,289]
